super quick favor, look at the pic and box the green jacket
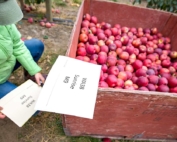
[0,24,41,84]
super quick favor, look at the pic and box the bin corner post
[61,115,71,136]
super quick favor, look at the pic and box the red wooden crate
[63,0,177,141]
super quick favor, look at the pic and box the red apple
[169,87,177,93]
[89,60,97,64]
[104,29,112,37]
[76,56,84,61]
[125,64,134,73]
[101,64,108,73]
[86,44,96,54]
[117,78,124,88]
[133,48,140,56]
[114,40,122,48]
[114,24,121,29]
[88,35,98,44]
[138,53,146,60]
[140,37,148,45]
[108,43,117,51]
[132,38,141,47]
[90,26,97,34]
[125,45,134,54]
[106,56,117,67]
[100,45,109,53]
[158,77,168,85]
[79,33,88,42]
[97,40,105,47]
[120,35,129,45]
[143,59,152,68]
[81,27,89,34]
[83,13,91,21]
[168,77,177,88]
[108,66,119,76]
[146,47,154,54]
[161,59,171,68]
[124,80,133,87]
[121,26,129,33]
[147,84,156,91]
[89,22,96,28]
[90,54,98,61]
[97,54,107,64]
[99,81,108,88]
[97,32,106,40]
[119,51,129,60]
[105,39,114,46]
[116,48,123,55]
[77,42,85,48]
[90,16,97,24]
[81,20,90,28]
[111,27,118,36]
[108,51,117,57]
[132,59,143,70]
[129,53,136,64]
[146,69,156,75]
[117,65,125,72]
[136,76,149,87]
[125,71,133,80]
[156,85,169,92]
[76,47,86,56]
[169,51,177,59]
[139,45,146,53]
[138,87,149,91]
[28,17,33,23]
[117,59,126,66]
[118,71,127,81]
[83,56,90,62]
[151,27,158,35]
[106,75,118,87]
[135,68,147,77]
[159,68,170,74]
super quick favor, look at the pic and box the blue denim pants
[0,38,44,99]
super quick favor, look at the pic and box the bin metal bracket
[63,127,71,136]
[132,131,145,139]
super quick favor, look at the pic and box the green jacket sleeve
[11,24,41,75]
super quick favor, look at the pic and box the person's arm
[0,107,6,119]
[11,24,45,85]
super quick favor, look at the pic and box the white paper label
[35,55,101,119]
[0,80,42,127]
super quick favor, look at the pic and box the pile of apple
[27,17,56,28]
[75,13,177,93]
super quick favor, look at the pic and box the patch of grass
[49,53,59,65]
[53,0,67,7]
[55,115,65,136]
[72,0,82,5]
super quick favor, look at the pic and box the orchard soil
[0,1,148,142]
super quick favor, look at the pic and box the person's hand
[0,107,6,119]
[34,72,45,86]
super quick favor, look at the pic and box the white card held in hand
[35,55,101,119]
[0,80,42,127]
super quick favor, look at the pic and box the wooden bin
[63,0,177,141]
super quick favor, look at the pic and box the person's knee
[32,38,44,52]
[0,82,17,99]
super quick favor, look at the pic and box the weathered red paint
[64,0,177,141]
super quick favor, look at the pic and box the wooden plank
[63,89,177,140]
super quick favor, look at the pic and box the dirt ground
[0,0,147,142]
